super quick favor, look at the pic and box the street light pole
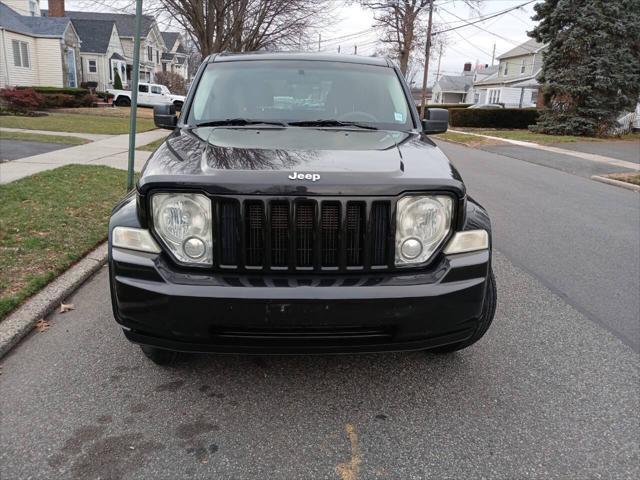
[419,0,435,120]
[127,0,143,191]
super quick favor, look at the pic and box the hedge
[448,108,539,129]
[418,103,472,116]
[16,86,90,98]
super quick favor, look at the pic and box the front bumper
[109,246,491,354]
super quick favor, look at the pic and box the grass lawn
[0,112,155,135]
[605,172,640,186]
[137,136,167,151]
[434,131,497,146]
[0,165,131,320]
[55,106,155,119]
[0,130,89,145]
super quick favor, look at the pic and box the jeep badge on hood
[289,172,320,182]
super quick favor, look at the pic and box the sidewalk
[0,127,113,142]
[0,129,167,184]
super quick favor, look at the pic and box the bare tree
[153,0,333,56]
[360,1,480,77]
[360,1,432,76]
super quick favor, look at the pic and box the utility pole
[338,45,341,53]
[354,44,357,55]
[318,33,321,52]
[127,0,143,191]
[419,0,435,120]
[491,42,496,66]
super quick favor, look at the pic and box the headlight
[152,193,212,265]
[395,195,453,266]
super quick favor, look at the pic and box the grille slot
[214,198,393,272]
[370,202,390,266]
[295,202,315,267]
[245,202,264,266]
[219,200,240,265]
[321,203,340,267]
[345,203,365,266]
[270,203,289,267]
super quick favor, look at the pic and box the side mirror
[154,104,178,130]
[422,108,448,134]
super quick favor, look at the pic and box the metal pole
[419,0,435,120]
[318,33,321,51]
[127,0,143,191]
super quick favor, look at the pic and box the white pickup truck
[108,82,186,110]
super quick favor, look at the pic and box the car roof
[209,51,391,67]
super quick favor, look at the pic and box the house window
[520,59,526,74]
[12,40,30,68]
[503,62,509,75]
[489,89,501,103]
[162,62,167,72]
[530,89,538,104]
[474,92,480,103]
[147,46,153,61]
[88,60,97,73]
[156,51,159,64]
[29,0,37,16]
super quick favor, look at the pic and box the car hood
[138,126,465,197]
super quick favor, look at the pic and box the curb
[591,175,640,192]
[0,242,108,359]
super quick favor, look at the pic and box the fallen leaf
[35,319,50,332]
[60,303,75,313]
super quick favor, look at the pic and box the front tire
[430,270,497,353]
[115,96,131,107]
[140,345,178,365]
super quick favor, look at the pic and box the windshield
[187,60,414,131]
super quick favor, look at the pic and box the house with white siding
[160,32,189,80]
[0,1,81,88]
[70,19,126,91]
[472,39,547,108]
[43,5,166,86]
[431,62,474,104]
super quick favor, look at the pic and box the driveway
[0,139,70,161]
[1,140,638,479]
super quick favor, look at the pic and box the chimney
[463,62,472,72]
[49,0,66,17]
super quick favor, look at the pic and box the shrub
[418,103,472,116]
[15,86,90,98]
[154,71,187,95]
[0,88,44,113]
[96,91,115,101]
[41,93,75,109]
[113,71,123,90]
[448,108,540,129]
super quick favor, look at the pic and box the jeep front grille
[215,197,393,272]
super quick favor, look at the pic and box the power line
[434,0,537,36]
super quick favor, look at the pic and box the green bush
[113,71,123,90]
[15,86,90,98]
[418,103,472,116]
[38,93,97,109]
[448,108,539,129]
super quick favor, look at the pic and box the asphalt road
[439,141,640,351]
[0,139,70,161]
[1,142,638,479]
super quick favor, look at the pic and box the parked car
[468,103,504,109]
[108,52,496,365]
[108,82,185,110]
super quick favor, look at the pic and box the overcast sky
[42,0,538,86]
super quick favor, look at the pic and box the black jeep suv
[108,53,496,364]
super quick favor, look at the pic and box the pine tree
[113,70,123,90]
[529,0,640,136]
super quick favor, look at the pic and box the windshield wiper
[195,118,287,128]
[288,120,378,130]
